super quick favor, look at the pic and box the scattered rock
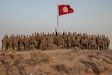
[54,64,68,73]
[0,49,112,75]
[68,63,85,75]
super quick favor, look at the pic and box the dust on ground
[0,49,112,75]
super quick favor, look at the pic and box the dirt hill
[0,49,112,75]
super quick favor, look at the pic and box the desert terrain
[0,49,112,75]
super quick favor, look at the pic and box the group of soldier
[1,32,110,51]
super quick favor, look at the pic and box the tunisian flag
[58,5,74,16]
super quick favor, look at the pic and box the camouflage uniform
[7,35,14,50]
[81,34,88,49]
[72,34,80,48]
[106,37,110,50]
[67,35,72,49]
[28,36,35,50]
[96,35,99,50]
[63,34,68,48]
[89,36,97,50]
[13,36,19,50]
[1,32,110,51]
[34,33,40,49]
[2,35,8,51]
[24,35,30,50]
[97,36,103,50]
[40,35,47,50]
[57,35,64,48]
[102,35,107,50]
[46,35,54,49]
[53,35,58,47]
[18,35,25,51]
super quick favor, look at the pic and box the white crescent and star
[62,6,68,13]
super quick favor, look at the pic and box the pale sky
[0,0,112,48]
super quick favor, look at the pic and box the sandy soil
[0,49,112,75]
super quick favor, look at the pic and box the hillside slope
[0,49,112,75]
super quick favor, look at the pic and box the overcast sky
[0,0,112,48]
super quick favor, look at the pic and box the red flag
[58,5,74,16]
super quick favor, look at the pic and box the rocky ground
[0,49,112,75]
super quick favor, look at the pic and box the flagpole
[57,5,59,32]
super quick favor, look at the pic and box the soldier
[71,33,76,47]
[106,37,110,50]
[96,34,100,50]
[77,33,82,48]
[67,34,72,49]
[13,34,19,50]
[53,33,58,47]
[7,34,14,50]
[97,36,103,50]
[33,34,38,49]
[24,35,30,50]
[63,32,68,48]
[18,35,25,51]
[72,33,81,48]
[88,35,91,49]
[102,35,107,50]
[46,34,54,49]
[81,34,88,49]
[56,34,64,49]
[28,35,35,50]
[1,35,8,51]
[40,35,47,50]
[89,35,97,50]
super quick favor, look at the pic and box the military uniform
[106,37,110,50]
[7,35,14,50]
[81,34,88,49]
[89,37,97,50]
[13,36,19,50]
[40,36,47,50]
[2,35,8,51]
[67,35,71,49]
[98,37,103,50]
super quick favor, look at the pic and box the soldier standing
[13,35,19,50]
[67,34,72,49]
[1,35,8,51]
[106,36,110,50]
[40,34,47,50]
[102,35,107,50]
[81,34,88,49]
[89,35,97,50]
[97,36,103,50]
[59,35,64,48]
[7,34,14,50]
